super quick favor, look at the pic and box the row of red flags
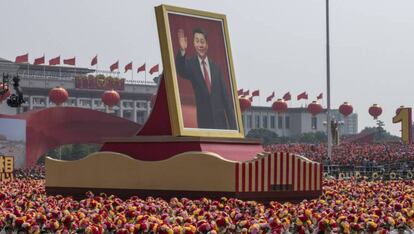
[237,89,323,102]
[15,53,323,95]
[15,53,159,75]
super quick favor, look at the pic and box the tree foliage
[246,129,328,145]
[246,128,279,145]
[292,132,327,144]
[38,144,102,164]
[0,134,6,141]
[360,121,400,143]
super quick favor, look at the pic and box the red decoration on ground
[49,86,68,106]
[102,90,120,108]
[369,104,382,119]
[307,101,323,115]
[6,176,414,234]
[272,99,288,113]
[0,107,141,167]
[339,102,353,117]
[239,97,251,112]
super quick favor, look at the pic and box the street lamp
[325,0,333,161]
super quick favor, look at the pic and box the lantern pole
[326,0,333,162]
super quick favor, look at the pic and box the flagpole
[74,58,77,77]
[43,54,46,78]
[282,112,285,140]
[326,0,333,162]
[158,64,160,83]
[43,64,46,88]
[144,61,147,84]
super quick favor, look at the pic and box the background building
[0,58,358,136]
[242,107,358,137]
[0,58,158,125]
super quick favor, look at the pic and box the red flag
[297,91,308,100]
[63,57,76,66]
[149,64,159,75]
[252,89,260,97]
[137,63,146,73]
[124,62,132,73]
[49,56,60,66]
[110,61,119,72]
[237,88,243,96]
[266,91,275,102]
[15,53,28,63]
[243,90,250,97]
[91,55,98,66]
[34,55,45,65]
[283,92,291,101]
[317,93,323,100]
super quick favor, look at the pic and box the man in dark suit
[175,28,237,130]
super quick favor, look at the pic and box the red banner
[34,55,45,65]
[49,56,60,66]
[15,53,29,63]
[75,75,125,91]
[63,57,76,66]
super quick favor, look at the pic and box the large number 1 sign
[392,107,412,144]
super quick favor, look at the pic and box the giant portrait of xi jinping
[155,5,244,138]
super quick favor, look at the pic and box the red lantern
[48,86,68,106]
[368,104,382,119]
[396,105,405,115]
[239,97,251,112]
[272,99,288,113]
[102,90,120,108]
[339,102,353,117]
[307,101,323,115]
[0,83,10,103]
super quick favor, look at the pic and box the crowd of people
[1,143,413,233]
[265,143,414,166]
[0,178,414,233]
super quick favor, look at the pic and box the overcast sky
[1,0,414,135]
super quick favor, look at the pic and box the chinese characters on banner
[0,156,14,181]
[75,75,125,91]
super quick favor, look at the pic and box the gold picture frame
[155,4,244,138]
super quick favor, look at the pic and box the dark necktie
[201,59,211,93]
